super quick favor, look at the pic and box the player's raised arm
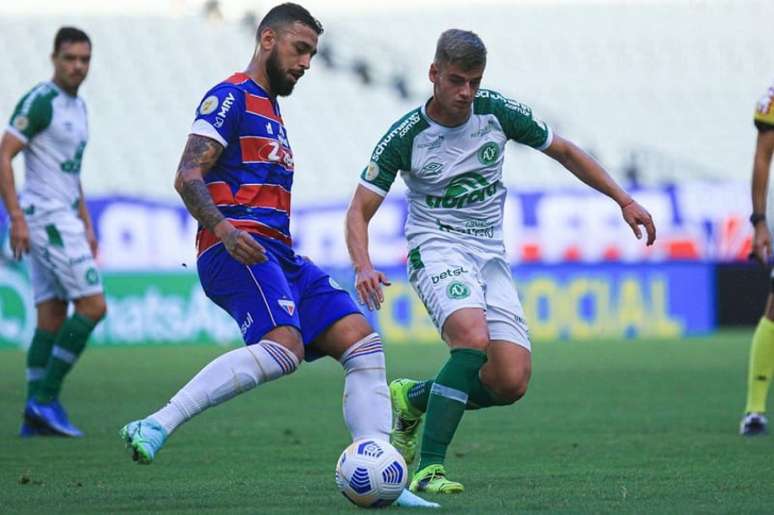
[346,185,391,311]
[174,134,266,264]
[542,134,656,246]
[0,131,29,259]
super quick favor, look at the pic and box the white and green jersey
[360,89,552,251]
[5,81,88,217]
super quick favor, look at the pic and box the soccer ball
[335,439,407,508]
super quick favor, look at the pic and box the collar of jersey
[421,98,471,132]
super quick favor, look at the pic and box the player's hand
[216,221,267,265]
[10,215,29,260]
[85,225,99,257]
[355,267,391,311]
[751,223,772,266]
[621,199,656,246]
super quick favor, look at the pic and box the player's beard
[266,48,295,97]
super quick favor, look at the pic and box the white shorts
[407,241,530,351]
[26,212,103,304]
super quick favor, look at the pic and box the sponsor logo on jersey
[266,122,274,134]
[419,162,443,176]
[431,266,469,285]
[278,299,296,316]
[328,277,344,290]
[417,135,444,150]
[446,281,471,300]
[477,142,500,165]
[470,120,497,139]
[217,92,235,118]
[365,161,380,180]
[240,312,254,335]
[199,95,219,115]
[425,172,498,209]
[371,111,422,162]
[436,219,495,238]
[13,115,29,131]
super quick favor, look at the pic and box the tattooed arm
[174,134,266,264]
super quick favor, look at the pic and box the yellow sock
[745,317,774,414]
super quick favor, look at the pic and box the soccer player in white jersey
[739,81,774,436]
[0,27,107,437]
[346,29,656,493]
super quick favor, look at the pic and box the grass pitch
[1,330,772,514]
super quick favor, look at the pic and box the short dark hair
[53,26,91,54]
[434,29,486,70]
[256,2,323,40]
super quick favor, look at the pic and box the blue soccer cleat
[19,419,54,438]
[24,399,84,437]
[739,412,768,436]
[120,418,168,464]
[394,489,441,508]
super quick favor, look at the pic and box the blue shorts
[197,235,362,361]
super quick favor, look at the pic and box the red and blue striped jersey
[190,72,294,255]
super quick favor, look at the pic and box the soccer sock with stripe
[416,348,486,471]
[26,328,56,400]
[339,333,391,441]
[745,317,774,414]
[35,314,98,403]
[408,373,504,413]
[150,339,299,435]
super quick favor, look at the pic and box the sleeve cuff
[190,119,228,148]
[5,126,28,145]
[358,179,388,197]
[536,125,554,151]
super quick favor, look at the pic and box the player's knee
[493,379,528,405]
[446,326,489,350]
[76,295,107,322]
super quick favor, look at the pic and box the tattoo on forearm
[176,135,225,232]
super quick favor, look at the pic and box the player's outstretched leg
[119,339,300,463]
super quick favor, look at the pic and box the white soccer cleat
[394,489,441,508]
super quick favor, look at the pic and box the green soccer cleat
[409,464,464,494]
[389,378,424,464]
[119,418,168,464]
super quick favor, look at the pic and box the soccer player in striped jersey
[0,27,107,438]
[740,82,774,436]
[118,3,435,507]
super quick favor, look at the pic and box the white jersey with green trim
[5,81,88,218]
[360,89,552,251]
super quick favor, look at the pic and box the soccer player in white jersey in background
[346,29,657,493]
[0,27,107,437]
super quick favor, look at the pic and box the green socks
[35,313,98,403]
[407,369,504,413]
[416,348,486,471]
[26,329,57,400]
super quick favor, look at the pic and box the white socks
[339,333,391,441]
[151,340,298,434]
[149,333,391,442]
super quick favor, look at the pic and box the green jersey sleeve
[360,108,427,196]
[474,89,553,150]
[7,84,58,143]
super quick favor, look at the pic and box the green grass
[1,330,773,514]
